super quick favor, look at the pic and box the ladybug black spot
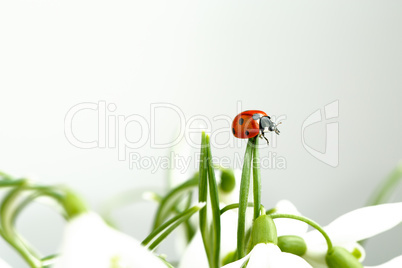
[232,128,235,135]
[245,130,249,136]
[239,118,244,125]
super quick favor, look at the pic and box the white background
[1,0,402,267]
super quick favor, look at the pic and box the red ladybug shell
[232,110,268,139]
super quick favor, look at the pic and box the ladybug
[231,110,281,144]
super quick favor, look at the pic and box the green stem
[206,135,221,268]
[0,179,26,187]
[220,203,254,215]
[142,205,204,249]
[237,138,255,259]
[148,214,194,250]
[0,185,42,268]
[259,205,266,215]
[199,132,212,267]
[152,177,198,230]
[41,254,59,268]
[252,137,261,220]
[11,188,65,224]
[0,180,85,268]
[270,214,333,252]
[170,193,196,244]
[182,191,196,243]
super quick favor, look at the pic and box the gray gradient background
[1,0,402,267]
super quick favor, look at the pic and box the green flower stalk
[252,137,261,221]
[270,214,333,253]
[237,137,256,259]
[0,175,90,268]
[198,132,221,268]
[152,176,198,230]
[142,203,205,250]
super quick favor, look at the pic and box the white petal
[178,231,209,268]
[365,255,402,268]
[220,210,241,258]
[301,252,328,268]
[179,210,238,268]
[275,251,313,268]
[325,203,402,244]
[247,243,280,267]
[0,258,12,268]
[302,203,402,267]
[247,244,312,268]
[55,212,166,268]
[273,200,309,237]
[107,228,167,267]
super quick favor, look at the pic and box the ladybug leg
[260,133,270,145]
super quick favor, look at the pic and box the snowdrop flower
[179,209,312,268]
[222,214,312,268]
[54,212,168,268]
[222,243,312,268]
[303,202,402,267]
[274,201,402,268]
[179,199,304,268]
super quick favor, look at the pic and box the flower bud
[62,189,88,219]
[219,168,236,193]
[277,235,307,256]
[252,214,277,248]
[326,247,363,268]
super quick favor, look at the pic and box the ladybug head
[260,116,281,135]
[273,123,281,135]
[270,123,281,135]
